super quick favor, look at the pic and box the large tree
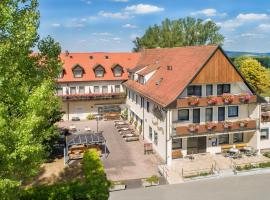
[0,0,62,198]
[133,17,224,51]
[234,56,270,95]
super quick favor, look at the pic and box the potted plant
[141,175,160,187]
[188,96,200,106]
[188,124,199,132]
[205,122,216,131]
[239,120,248,128]
[109,181,126,191]
[138,125,142,133]
[239,93,251,103]
[129,116,134,124]
[207,96,218,105]
[222,94,234,104]
[223,121,233,129]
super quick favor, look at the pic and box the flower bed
[235,162,270,172]
[141,175,160,187]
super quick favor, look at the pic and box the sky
[39,0,270,53]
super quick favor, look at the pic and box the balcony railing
[177,94,257,108]
[58,92,126,101]
[175,120,257,136]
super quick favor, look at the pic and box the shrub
[145,175,159,183]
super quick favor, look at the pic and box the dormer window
[112,64,123,77]
[94,65,105,77]
[58,69,65,79]
[72,65,84,78]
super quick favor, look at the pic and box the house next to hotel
[56,51,140,120]
[124,45,268,165]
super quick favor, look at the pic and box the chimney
[65,50,69,57]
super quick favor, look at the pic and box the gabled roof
[58,52,141,83]
[124,45,223,107]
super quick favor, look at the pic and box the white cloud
[112,37,121,41]
[130,33,140,40]
[98,10,130,19]
[99,38,109,42]
[122,23,137,28]
[51,23,61,27]
[92,32,112,36]
[125,4,164,14]
[81,0,91,4]
[258,24,270,31]
[191,8,227,17]
[236,13,269,21]
[240,33,265,39]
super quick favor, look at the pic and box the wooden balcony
[175,120,257,137]
[177,95,257,108]
[58,92,126,101]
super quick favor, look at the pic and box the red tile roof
[124,45,219,107]
[58,52,141,83]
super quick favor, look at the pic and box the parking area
[58,120,163,181]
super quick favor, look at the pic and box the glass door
[218,107,225,121]
[193,109,200,123]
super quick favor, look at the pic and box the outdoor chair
[125,136,139,142]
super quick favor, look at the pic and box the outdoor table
[120,127,129,131]
[116,122,125,125]
[123,133,134,137]
[243,146,252,151]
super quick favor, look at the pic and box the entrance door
[187,136,206,154]
[193,109,200,124]
[218,107,225,121]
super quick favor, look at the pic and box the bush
[87,114,96,120]
[145,175,159,183]
[263,151,270,158]
[121,109,128,120]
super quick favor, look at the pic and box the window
[149,127,153,140]
[228,106,238,117]
[218,107,225,121]
[219,134,229,144]
[217,84,230,95]
[234,133,244,143]
[113,66,123,77]
[187,85,202,96]
[58,69,64,78]
[70,87,76,94]
[115,85,120,93]
[94,86,100,93]
[95,66,105,77]
[146,101,150,112]
[73,66,83,78]
[57,87,63,95]
[206,85,213,96]
[154,131,158,145]
[178,109,189,121]
[102,86,108,93]
[261,128,269,140]
[140,97,144,108]
[205,108,213,122]
[135,95,138,104]
[128,90,131,99]
[79,86,85,94]
[172,138,182,150]
[132,92,135,101]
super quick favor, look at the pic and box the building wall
[126,89,167,162]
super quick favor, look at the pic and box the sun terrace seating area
[114,120,139,142]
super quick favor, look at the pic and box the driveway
[58,120,163,181]
[110,173,270,200]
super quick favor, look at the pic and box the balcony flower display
[188,96,200,106]
[223,121,233,129]
[205,122,216,131]
[239,120,248,128]
[239,93,251,103]
[188,124,199,132]
[207,96,218,105]
[222,94,234,104]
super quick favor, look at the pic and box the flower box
[239,120,248,128]
[239,93,251,103]
[109,181,126,192]
[188,96,200,106]
[188,124,199,132]
[223,121,232,129]
[205,122,216,131]
[207,96,218,105]
[222,94,234,104]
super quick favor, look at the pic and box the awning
[66,132,105,148]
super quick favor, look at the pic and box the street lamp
[96,115,101,133]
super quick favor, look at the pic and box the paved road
[110,173,270,200]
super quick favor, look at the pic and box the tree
[0,0,62,198]
[234,56,270,95]
[83,149,111,200]
[133,17,224,51]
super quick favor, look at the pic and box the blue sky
[39,0,270,52]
